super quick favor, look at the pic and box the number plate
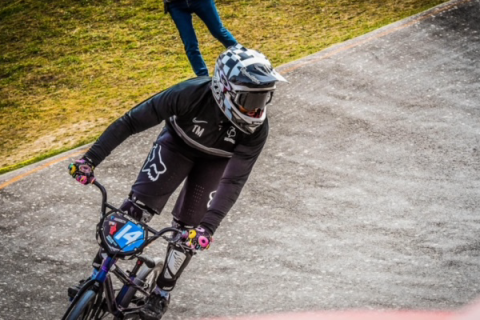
[99,212,146,255]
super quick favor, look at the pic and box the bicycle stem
[94,256,117,283]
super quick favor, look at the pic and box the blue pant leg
[169,2,209,76]
[193,0,237,48]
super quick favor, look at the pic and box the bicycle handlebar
[93,180,108,215]
[91,180,184,245]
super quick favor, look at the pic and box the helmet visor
[233,91,274,112]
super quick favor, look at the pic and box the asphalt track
[1,0,479,319]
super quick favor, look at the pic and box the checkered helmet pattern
[211,44,286,134]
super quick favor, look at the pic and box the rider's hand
[68,158,95,185]
[182,226,213,251]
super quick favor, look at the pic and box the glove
[182,226,213,251]
[68,158,95,185]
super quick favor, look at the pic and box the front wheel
[65,289,98,320]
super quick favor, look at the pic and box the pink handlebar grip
[198,236,209,248]
[77,176,88,184]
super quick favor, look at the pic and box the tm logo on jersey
[192,125,204,137]
[192,117,207,137]
[142,144,167,181]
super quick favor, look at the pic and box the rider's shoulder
[172,76,212,92]
[155,76,212,104]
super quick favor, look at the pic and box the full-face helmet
[211,44,287,134]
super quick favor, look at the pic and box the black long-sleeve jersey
[85,76,269,232]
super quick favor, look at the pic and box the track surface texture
[1,0,479,319]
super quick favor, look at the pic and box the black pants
[134,134,229,290]
[132,133,229,226]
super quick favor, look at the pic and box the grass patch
[0,138,93,175]
[1,0,447,173]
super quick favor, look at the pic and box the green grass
[0,0,447,173]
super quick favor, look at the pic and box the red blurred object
[209,311,453,320]
[453,298,480,320]
[205,298,480,320]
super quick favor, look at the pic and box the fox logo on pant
[141,144,167,181]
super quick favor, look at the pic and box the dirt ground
[0,0,479,319]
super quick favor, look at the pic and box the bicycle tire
[65,289,97,320]
[113,257,163,320]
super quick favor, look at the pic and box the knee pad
[120,195,156,223]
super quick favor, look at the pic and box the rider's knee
[120,193,157,223]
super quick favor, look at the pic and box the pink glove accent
[69,158,95,185]
[183,227,213,251]
[198,236,209,248]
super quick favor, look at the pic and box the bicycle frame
[94,256,146,318]
[62,181,184,320]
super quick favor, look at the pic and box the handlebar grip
[76,175,96,185]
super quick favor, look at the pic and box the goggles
[233,91,274,113]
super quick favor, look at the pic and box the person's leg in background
[168,1,209,76]
[193,0,237,48]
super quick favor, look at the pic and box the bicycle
[61,180,188,320]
